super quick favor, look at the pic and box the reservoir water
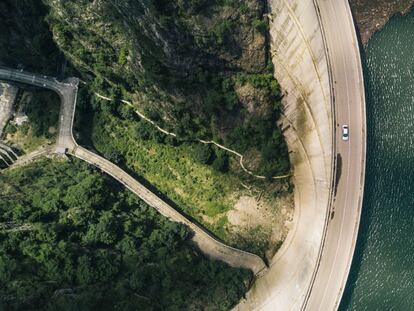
[339,8,414,311]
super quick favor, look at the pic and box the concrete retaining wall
[0,82,17,137]
[235,0,333,309]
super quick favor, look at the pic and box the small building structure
[55,146,67,155]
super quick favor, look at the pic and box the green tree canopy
[0,158,250,310]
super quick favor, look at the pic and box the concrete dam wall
[235,0,333,309]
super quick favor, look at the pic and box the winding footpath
[95,93,291,180]
[0,66,267,276]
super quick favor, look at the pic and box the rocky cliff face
[44,0,268,85]
[43,0,289,176]
[0,0,61,74]
[0,0,288,176]
[349,0,413,45]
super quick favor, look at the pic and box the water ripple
[340,7,414,311]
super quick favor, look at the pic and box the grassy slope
[90,109,239,239]
[75,96,292,256]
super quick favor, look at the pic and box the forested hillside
[0,0,61,75]
[41,0,290,177]
[0,159,250,310]
[0,0,294,261]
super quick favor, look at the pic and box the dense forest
[0,0,61,75]
[0,159,251,310]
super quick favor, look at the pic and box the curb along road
[302,0,366,310]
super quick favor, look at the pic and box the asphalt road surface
[0,67,78,151]
[303,0,366,309]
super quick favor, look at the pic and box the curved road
[303,0,366,309]
[0,66,267,276]
[0,67,79,151]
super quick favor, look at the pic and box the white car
[342,125,349,141]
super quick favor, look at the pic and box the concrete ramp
[0,147,15,164]
[0,154,10,167]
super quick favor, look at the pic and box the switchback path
[0,66,267,276]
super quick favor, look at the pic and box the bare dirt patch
[226,191,294,260]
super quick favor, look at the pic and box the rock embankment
[0,83,17,137]
[349,0,413,45]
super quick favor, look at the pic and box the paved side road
[0,67,78,151]
[0,66,267,276]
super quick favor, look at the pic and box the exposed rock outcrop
[0,83,17,137]
[349,0,413,45]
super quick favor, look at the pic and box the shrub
[210,20,234,45]
[134,122,153,141]
[192,144,214,164]
[253,19,267,35]
[205,202,227,217]
[239,4,249,14]
[4,123,17,134]
[118,104,136,121]
[101,100,117,114]
[152,130,166,144]
[165,135,180,146]
[104,149,123,164]
[118,47,128,65]
[261,141,279,161]
[212,152,229,172]
[20,123,30,135]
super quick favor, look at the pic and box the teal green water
[339,8,414,311]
